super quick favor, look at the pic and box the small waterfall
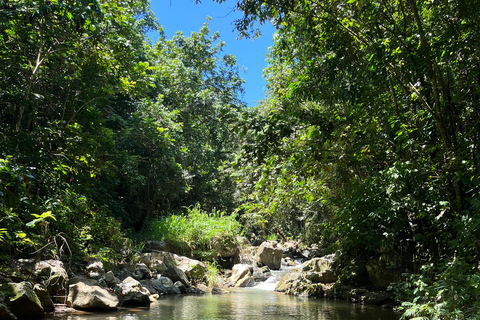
[253,259,302,291]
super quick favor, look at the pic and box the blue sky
[148,0,276,107]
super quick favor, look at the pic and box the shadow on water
[47,288,400,320]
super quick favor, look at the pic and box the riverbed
[46,286,400,320]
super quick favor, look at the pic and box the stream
[46,282,400,320]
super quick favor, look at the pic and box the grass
[145,204,242,253]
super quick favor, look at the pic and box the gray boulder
[132,263,152,280]
[140,251,190,286]
[33,284,54,311]
[0,281,45,319]
[174,281,187,293]
[235,276,255,287]
[302,255,338,283]
[210,236,239,258]
[229,264,253,286]
[67,282,118,310]
[257,241,283,270]
[34,260,69,299]
[176,256,206,281]
[140,253,168,274]
[117,277,150,307]
[150,277,181,295]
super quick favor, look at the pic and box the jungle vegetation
[1,0,480,318]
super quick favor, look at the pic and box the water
[47,287,400,320]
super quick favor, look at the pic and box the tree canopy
[227,0,480,318]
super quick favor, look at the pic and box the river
[46,286,400,320]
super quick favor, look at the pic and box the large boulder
[257,241,283,270]
[140,253,168,274]
[210,236,239,258]
[235,276,255,287]
[274,271,325,297]
[275,270,303,293]
[302,255,335,272]
[132,263,152,280]
[140,252,190,286]
[0,281,45,319]
[175,256,206,281]
[34,260,69,299]
[33,284,54,311]
[302,255,338,284]
[67,282,118,310]
[229,264,253,286]
[149,277,181,295]
[102,271,121,287]
[117,277,150,307]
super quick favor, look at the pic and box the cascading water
[253,259,302,291]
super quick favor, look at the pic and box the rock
[34,260,69,299]
[86,258,104,273]
[235,276,255,287]
[275,270,303,292]
[175,256,206,281]
[174,281,187,293]
[301,244,324,259]
[365,256,401,289]
[33,284,54,311]
[156,276,174,287]
[149,278,181,295]
[257,241,283,270]
[302,255,334,272]
[211,287,229,294]
[149,294,159,302]
[132,263,152,280]
[247,233,265,246]
[282,257,298,267]
[69,275,106,288]
[86,258,104,279]
[210,236,239,258]
[140,253,168,274]
[144,240,192,257]
[252,266,271,282]
[229,264,253,286]
[187,286,206,294]
[140,252,190,286]
[12,259,35,274]
[117,277,150,307]
[0,281,45,319]
[102,271,121,287]
[67,282,118,310]
[163,265,190,287]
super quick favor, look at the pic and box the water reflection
[47,288,400,320]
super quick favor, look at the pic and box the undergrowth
[143,204,242,253]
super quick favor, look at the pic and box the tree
[228,0,480,317]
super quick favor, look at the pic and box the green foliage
[0,0,244,264]
[229,0,480,317]
[204,260,223,287]
[144,204,242,254]
[395,259,480,320]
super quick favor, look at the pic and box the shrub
[144,204,242,254]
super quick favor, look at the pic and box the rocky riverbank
[0,238,397,319]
